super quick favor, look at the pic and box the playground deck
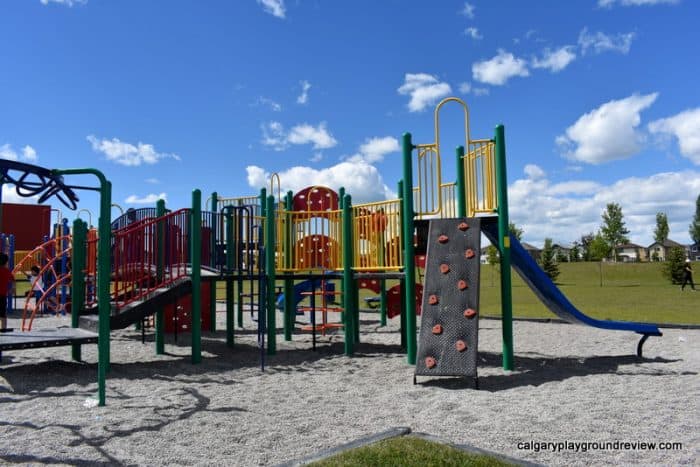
[0,327,97,352]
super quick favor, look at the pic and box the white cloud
[261,121,287,151]
[508,166,700,246]
[87,135,180,166]
[347,136,400,164]
[648,108,700,165]
[253,96,282,112]
[309,153,323,163]
[297,80,311,105]
[0,143,38,162]
[397,73,452,112]
[40,0,87,6]
[22,145,37,161]
[287,123,337,149]
[578,28,635,55]
[524,164,546,179]
[125,193,167,204]
[460,2,475,18]
[464,27,483,40]
[598,0,679,7]
[261,121,337,151]
[556,93,658,164]
[472,50,529,85]
[2,184,39,204]
[531,46,577,72]
[459,82,471,94]
[257,0,285,18]
[145,178,160,184]
[246,161,395,204]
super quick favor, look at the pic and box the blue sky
[1,0,699,246]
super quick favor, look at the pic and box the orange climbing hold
[457,280,468,290]
[438,234,449,244]
[458,222,469,231]
[425,356,437,369]
[465,249,475,259]
[463,308,477,319]
[432,324,443,335]
[428,294,439,305]
[440,263,450,274]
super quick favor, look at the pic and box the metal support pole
[401,134,417,364]
[191,189,202,364]
[155,199,166,355]
[53,168,111,406]
[209,192,218,332]
[283,191,294,341]
[495,125,514,371]
[456,145,467,217]
[265,195,276,355]
[224,207,235,347]
[342,194,355,355]
[71,218,86,361]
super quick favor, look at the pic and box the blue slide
[482,222,661,355]
[275,279,336,310]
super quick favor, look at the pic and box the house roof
[521,242,540,251]
[648,239,686,248]
[617,243,644,249]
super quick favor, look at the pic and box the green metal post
[265,195,276,355]
[225,207,235,347]
[495,125,514,371]
[71,218,86,361]
[209,192,218,332]
[53,168,111,406]
[342,194,355,355]
[401,134,417,364]
[155,199,166,355]
[379,279,387,327]
[456,145,467,217]
[283,191,294,341]
[338,187,345,209]
[191,189,202,364]
[397,179,406,347]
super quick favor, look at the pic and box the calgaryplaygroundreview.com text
[517,440,683,453]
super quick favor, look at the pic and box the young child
[27,265,45,313]
[0,253,15,331]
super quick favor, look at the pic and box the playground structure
[0,97,662,405]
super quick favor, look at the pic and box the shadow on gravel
[418,351,688,392]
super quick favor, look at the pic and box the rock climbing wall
[415,217,481,380]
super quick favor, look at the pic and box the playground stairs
[415,218,481,385]
[78,278,193,331]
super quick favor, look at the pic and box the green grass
[479,262,698,325]
[309,436,513,467]
[202,261,700,326]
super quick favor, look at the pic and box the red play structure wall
[164,282,212,333]
[0,203,51,250]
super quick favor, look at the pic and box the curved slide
[481,223,661,355]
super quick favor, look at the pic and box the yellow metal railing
[352,199,403,271]
[464,138,497,216]
[439,182,457,218]
[277,209,343,272]
[413,143,441,217]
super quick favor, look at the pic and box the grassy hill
[479,261,698,325]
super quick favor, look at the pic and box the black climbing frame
[415,218,481,385]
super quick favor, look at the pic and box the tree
[569,243,581,262]
[654,212,669,244]
[509,222,523,241]
[600,203,630,261]
[579,233,594,261]
[540,238,560,282]
[690,194,700,244]
[662,246,686,284]
[589,232,610,262]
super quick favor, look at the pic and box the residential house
[689,242,700,261]
[647,239,687,261]
[615,243,648,262]
[552,243,573,262]
[521,242,541,261]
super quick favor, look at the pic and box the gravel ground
[1,305,698,466]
